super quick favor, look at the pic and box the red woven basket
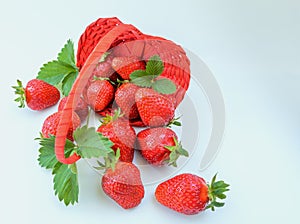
[55,18,191,164]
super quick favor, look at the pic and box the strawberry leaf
[130,70,149,80]
[152,78,176,94]
[53,162,79,206]
[146,55,164,76]
[73,125,114,159]
[37,135,75,169]
[36,135,79,206]
[131,76,154,88]
[37,60,75,85]
[37,40,78,96]
[57,39,76,67]
[62,71,78,96]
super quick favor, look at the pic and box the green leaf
[130,70,149,80]
[62,71,78,96]
[52,162,79,206]
[152,78,176,94]
[37,60,76,85]
[37,135,75,169]
[57,39,75,66]
[73,125,114,159]
[131,75,154,88]
[146,55,164,76]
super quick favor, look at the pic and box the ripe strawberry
[97,110,136,162]
[111,56,145,80]
[115,83,140,120]
[42,111,80,141]
[155,173,230,215]
[92,52,115,79]
[85,80,114,112]
[137,127,188,166]
[13,79,60,110]
[58,96,88,122]
[135,88,175,127]
[102,161,145,209]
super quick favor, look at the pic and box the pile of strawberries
[13,18,229,216]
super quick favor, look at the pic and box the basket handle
[55,24,137,164]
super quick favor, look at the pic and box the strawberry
[136,127,188,166]
[13,79,60,110]
[115,83,140,120]
[42,111,80,141]
[97,110,136,162]
[92,52,115,79]
[85,80,114,112]
[58,96,88,122]
[135,88,175,127]
[111,56,145,80]
[101,161,145,209]
[155,173,230,215]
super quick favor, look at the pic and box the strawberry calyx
[12,79,26,108]
[129,55,176,95]
[100,108,124,125]
[206,173,230,211]
[98,51,111,63]
[167,116,182,127]
[94,148,120,171]
[164,137,189,167]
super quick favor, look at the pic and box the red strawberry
[115,83,140,120]
[102,161,145,209]
[97,110,136,162]
[13,79,60,110]
[92,52,115,79]
[85,80,114,112]
[42,111,80,141]
[155,173,230,215]
[135,88,175,127]
[111,56,145,80]
[58,96,88,122]
[136,127,188,166]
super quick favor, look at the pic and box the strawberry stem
[206,173,230,211]
[12,79,26,108]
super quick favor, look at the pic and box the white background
[1,0,300,223]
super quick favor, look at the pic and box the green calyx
[206,174,230,211]
[129,55,176,94]
[99,51,110,63]
[164,137,189,167]
[94,148,120,172]
[100,108,124,125]
[167,116,182,127]
[12,79,26,108]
